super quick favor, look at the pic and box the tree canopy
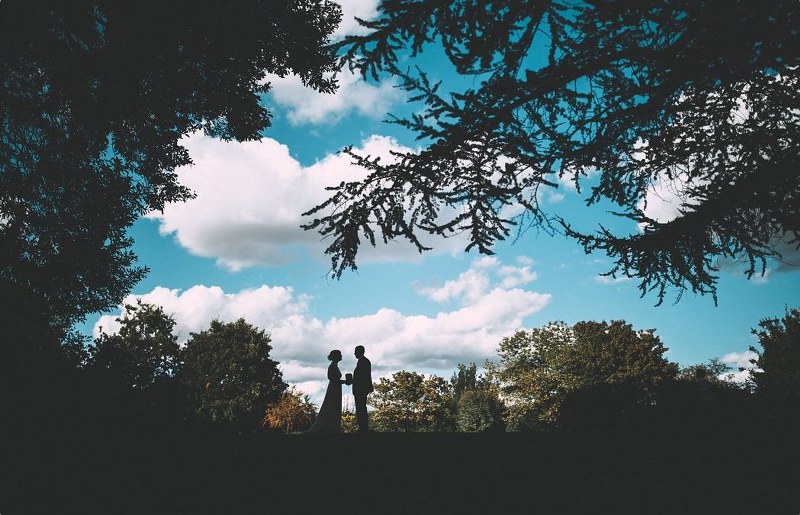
[0,0,340,331]
[303,0,800,304]
[181,319,287,429]
[89,300,182,390]
[489,320,678,429]
[450,362,505,431]
[749,307,800,416]
[262,386,317,434]
[371,370,455,431]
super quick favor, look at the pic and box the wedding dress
[307,362,342,433]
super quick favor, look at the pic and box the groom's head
[354,345,365,358]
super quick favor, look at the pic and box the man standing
[350,345,373,433]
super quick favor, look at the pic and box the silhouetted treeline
[4,303,799,440]
[365,314,800,433]
[3,301,289,439]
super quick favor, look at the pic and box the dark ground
[3,424,799,514]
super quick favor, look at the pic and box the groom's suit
[352,355,373,432]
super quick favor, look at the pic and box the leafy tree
[456,389,505,433]
[342,397,360,434]
[0,1,341,333]
[489,321,678,430]
[371,371,455,432]
[89,300,182,390]
[678,358,734,384]
[488,323,575,430]
[564,321,679,393]
[262,386,317,434]
[450,362,480,404]
[82,301,185,430]
[658,357,752,431]
[181,319,286,430]
[304,0,800,304]
[450,362,505,432]
[749,307,800,416]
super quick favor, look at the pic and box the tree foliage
[450,362,505,432]
[490,320,678,429]
[341,397,361,433]
[489,323,575,429]
[304,0,800,304]
[565,321,679,392]
[450,362,480,403]
[262,386,317,434]
[371,370,455,432]
[89,300,181,390]
[677,358,733,384]
[749,307,800,415]
[0,1,341,331]
[181,319,287,430]
[456,389,505,433]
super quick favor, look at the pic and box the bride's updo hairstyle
[327,350,342,361]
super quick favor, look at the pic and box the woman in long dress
[307,350,345,433]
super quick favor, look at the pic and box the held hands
[344,373,353,386]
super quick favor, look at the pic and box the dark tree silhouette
[181,319,286,430]
[89,301,182,390]
[85,300,185,429]
[750,307,800,417]
[0,1,341,333]
[456,389,506,432]
[303,0,800,303]
[489,321,678,429]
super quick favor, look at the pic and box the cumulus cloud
[557,165,601,193]
[718,232,800,280]
[265,67,400,125]
[720,350,760,383]
[332,0,380,39]
[637,176,692,227]
[94,257,550,404]
[595,274,633,285]
[147,132,465,271]
[721,350,758,370]
[546,191,566,204]
[770,235,800,272]
[637,172,800,277]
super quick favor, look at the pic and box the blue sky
[86,1,800,404]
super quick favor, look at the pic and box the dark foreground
[3,424,799,514]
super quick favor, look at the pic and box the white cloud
[721,350,758,370]
[719,233,800,279]
[332,0,380,39]
[771,235,800,273]
[720,350,760,383]
[266,68,400,125]
[595,274,633,285]
[93,285,317,349]
[498,262,538,288]
[94,257,551,404]
[416,261,493,304]
[147,132,465,271]
[635,169,706,231]
[557,165,600,192]
[415,256,540,302]
[751,268,772,285]
[546,192,566,204]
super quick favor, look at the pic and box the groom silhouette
[350,345,373,433]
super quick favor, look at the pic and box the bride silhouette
[306,349,346,434]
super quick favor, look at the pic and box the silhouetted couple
[307,345,373,434]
